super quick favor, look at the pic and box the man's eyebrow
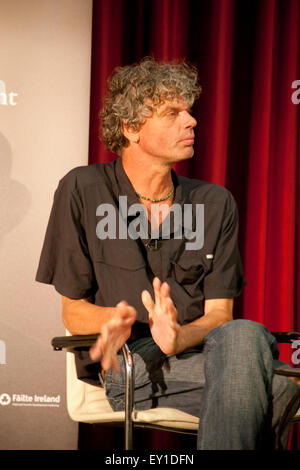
[157,105,192,116]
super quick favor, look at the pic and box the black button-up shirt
[36,157,246,341]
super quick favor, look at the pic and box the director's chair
[52,331,300,450]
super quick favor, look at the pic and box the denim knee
[205,319,279,359]
[210,319,270,340]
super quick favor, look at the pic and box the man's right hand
[89,301,137,372]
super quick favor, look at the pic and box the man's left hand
[141,277,180,355]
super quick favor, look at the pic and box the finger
[89,336,103,361]
[153,277,162,307]
[116,300,130,316]
[116,300,129,308]
[111,356,120,373]
[160,281,170,298]
[101,341,120,372]
[160,283,171,313]
[116,301,135,314]
[165,296,178,320]
[116,302,137,322]
[157,292,177,323]
[158,282,172,315]
[99,329,115,370]
[101,354,112,372]
[153,277,161,289]
[141,289,155,314]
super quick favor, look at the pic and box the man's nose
[183,111,197,128]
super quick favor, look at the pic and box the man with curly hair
[36,57,299,449]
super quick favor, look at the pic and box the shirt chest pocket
[172,251,212,285]
[94,238,146,271]
[92,239,149,321]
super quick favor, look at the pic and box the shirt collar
[114,156,188,206]
[114,157,191,235]
[115,156,139,207]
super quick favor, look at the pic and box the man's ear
[122,123,140,144]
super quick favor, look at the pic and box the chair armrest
[274,368,300,379]
[271,331,300,343]
[51,334,99,350]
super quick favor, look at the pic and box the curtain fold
[243,0,300,350]
[88,0,123,164]
[149,0,190,59]
[265,0,299,333]
[243,0,276,326]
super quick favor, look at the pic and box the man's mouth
[180,137,194,145]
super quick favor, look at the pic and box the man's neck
[121,152,173,201]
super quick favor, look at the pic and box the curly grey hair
[100,57,201,155]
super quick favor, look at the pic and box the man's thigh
[104,336,206,416]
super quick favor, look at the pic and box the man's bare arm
[62,296,116,335]
[62,296,137,371]
[142,278,233,355]
[175,297,233,354]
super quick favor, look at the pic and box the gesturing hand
[141,277,180,355]
[89,301,137,372]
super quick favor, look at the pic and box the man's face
[137,99,197,164]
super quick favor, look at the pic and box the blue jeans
[104,320,300,450]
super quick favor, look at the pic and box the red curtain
[87,0,300,449]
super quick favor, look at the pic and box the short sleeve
[35,175,96,299]
[203,191,246,299]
